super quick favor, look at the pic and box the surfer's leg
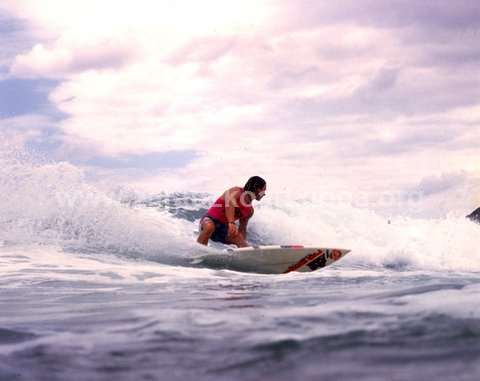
[197,218,215,245]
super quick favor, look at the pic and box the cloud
[0,114,58,149]
[0,10,35,69]
[394,171,480,218]
[1,0,480,195]
[414,172,468,196]
[10,41,135,78]
[279,0,480,31]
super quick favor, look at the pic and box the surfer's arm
[224,188,241,222]
[239,208,253,238]
[238,217,249,239]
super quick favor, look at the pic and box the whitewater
[1,150,479,381]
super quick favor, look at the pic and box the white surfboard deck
[193,245,350,274]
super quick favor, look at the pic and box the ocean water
[1,155,479,381]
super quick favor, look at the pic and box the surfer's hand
[227,223,238,238]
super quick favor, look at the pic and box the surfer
[197,176,266,247]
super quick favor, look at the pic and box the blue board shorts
[200,215,229,244]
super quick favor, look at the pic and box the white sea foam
[252,197,480,272]
[0,143,478,272]
[0,145,198,262]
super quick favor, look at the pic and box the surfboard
[193,245,350,274]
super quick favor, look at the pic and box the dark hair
[244,176,266,193]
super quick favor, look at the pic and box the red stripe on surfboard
[283,250,324,274]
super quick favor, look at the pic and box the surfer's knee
[201,220,215,234]
[197,219,215,245]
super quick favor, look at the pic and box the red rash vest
[206,188,253,224]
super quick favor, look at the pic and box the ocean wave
[0,143,479,272]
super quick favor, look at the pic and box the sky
[0,0,479,211]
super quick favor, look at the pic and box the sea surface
[0,157,479,381]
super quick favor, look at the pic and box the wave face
[0,146,199,263]
[1,144,479,272]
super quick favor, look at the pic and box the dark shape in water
[466,207,480,223]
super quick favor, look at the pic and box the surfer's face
[255,185,267,201]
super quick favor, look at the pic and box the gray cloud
[354,67,399,96]
[412,172,468,196]
[323,1,479,72]
[281,0,480,31]
[70,45,134,73]
[0,11,34,69]
[267,66,327,91]
[361,127,458,156]
[281,65,480,120]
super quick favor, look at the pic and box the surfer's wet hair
[244,176,266,193]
